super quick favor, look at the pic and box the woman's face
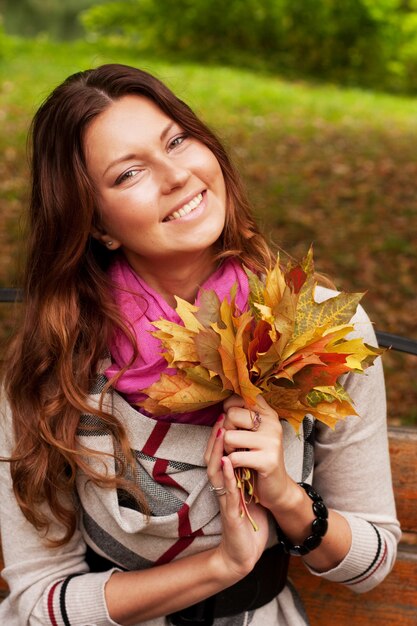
[84,95,227,275]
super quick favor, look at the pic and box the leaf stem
[235,466,259,531]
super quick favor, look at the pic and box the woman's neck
[123,247,219,307]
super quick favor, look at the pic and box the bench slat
[389,426,417,534]
[289,547,417,626]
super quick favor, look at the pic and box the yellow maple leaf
[309,399,357,429]
[213,299,241,394]
[326,337,382,371]
[264,257,286,309]
[252,302,273,323]
[272,286,297,341]
[174,296,204,332]
[152,320,199,365]
[233,311,261,407]
[142,369,228,415]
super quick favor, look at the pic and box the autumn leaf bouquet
[139,248,382,525]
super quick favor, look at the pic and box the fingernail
[216,413,225,423]
[216,428,223,438]
[221,458,225,467]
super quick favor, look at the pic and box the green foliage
[0,17,16,61]
[0,19,5,60]
[79,0,417,93]
[2,0,99,39]
[80,0,286,66]
[278,1,389,82]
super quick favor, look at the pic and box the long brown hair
[3,64,273,543]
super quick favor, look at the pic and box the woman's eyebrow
[102,122,177,178]
[103,153,137,178]
[160,121,175,141]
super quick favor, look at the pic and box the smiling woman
[0,64,400,626]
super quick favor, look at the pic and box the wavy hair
[3,64,273,543]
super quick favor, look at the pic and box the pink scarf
[105,256,249,425]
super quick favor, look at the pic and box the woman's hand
[204,417,269,581]
[219,395,297,513]
[215,396,353,576]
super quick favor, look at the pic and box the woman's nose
[159,158,190,194]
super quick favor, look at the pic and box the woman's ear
[90,225,122,250]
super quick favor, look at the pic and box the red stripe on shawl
[47,580,61,626]
[153,458,184,490]
[178,502,193,536]
[154,503,204,565]
[142,421,171,456]
[154,530,205,565]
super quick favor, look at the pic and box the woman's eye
[115,169,140,185]
[169,133,189,150]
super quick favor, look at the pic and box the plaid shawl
[76,373,311,570]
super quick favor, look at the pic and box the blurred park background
[0,0,416,425]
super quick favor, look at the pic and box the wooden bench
[289,425,417,626]
[1,289,416,622]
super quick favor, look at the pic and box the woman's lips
[164,192,204,222]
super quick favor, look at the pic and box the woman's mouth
[164,192,204,222]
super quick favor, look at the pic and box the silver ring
[209,484,227,496]
[250,411,262,431]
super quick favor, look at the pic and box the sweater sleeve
[0,398,122,626]
[304,299,401,592]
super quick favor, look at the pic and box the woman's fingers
[219,399,287,510]
[206,426,270,574]
[223,393,275,417]
[206,426,225,485]
[222,397,279,434]
[219,455,241,516]
[226,448,280,474]
[223,394,245,411]
[224,406,257,431]
[204,414,224,465]
[206,432,243,523]
[206,397,287,526]
[222,424,281,470]
[252,394,272,412]
[222,410,281,454]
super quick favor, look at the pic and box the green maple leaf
[293,248,364,337]
[244,267,265,318]
[306,383,352,407]
[295,286,364,339]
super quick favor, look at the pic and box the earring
[106,240,113,248]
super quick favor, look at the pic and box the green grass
[1,35,416,425]
[3,36,417,126]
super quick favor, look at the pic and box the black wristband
[276,482,329,556]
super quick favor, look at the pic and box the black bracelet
[276,482,329,556]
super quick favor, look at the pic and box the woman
[0,64,400,626]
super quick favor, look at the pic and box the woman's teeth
[166,193,203,221]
